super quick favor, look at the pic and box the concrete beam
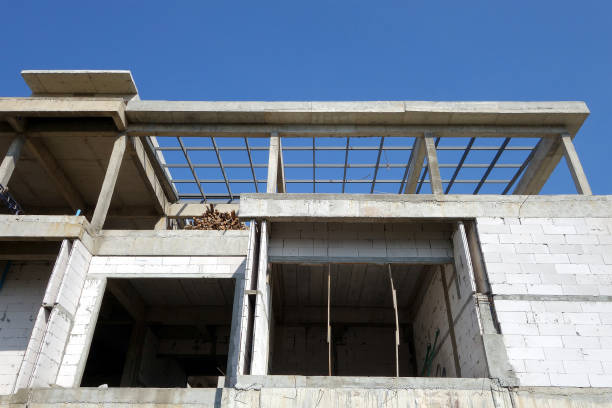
[25,138,87,212]
[239,193,612,220]
[403,137,425,194]
[91,133,127,231]
[166,202,240,218]
[0,97,126,130]
[126,100,589,135]
[424,133,442,194]
[560,133,592,195]
[513,136,563,195]
[128,136,168,214]
[93,230,249,256]
[127,123,570,138]
[0,214,89,240]
[0,134,25,186]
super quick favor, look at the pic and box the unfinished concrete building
[0,70,611,407]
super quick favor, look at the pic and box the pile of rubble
[184,205,247,230]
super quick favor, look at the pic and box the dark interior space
[269,263,428,377]
[81,277,235,388]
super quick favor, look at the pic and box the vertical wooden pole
[388,264,400,377]
[441,265,462,377]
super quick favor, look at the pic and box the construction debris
[184,205,247,230]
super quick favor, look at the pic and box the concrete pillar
[232,220,258,382]
[91,133,127,231]
[424,132,443,194]
[250,220,271,375]
[0,134,25,187]
[28,240,92,388]
[560,133,592,195]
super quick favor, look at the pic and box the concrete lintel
[494,294,612,302]
[93,230,249,256]
[239,193,612,220]
[269,255,453,265]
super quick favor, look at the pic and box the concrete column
[91,133,127,231]
[0,134,25,187]
[232,220,258,381]
[560,133,592,195]
[250,220,271,375]
[403,137,425,194]
[424,133,443,194]
[267,133,281,193]
[29,240,92,388]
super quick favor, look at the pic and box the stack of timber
[184,205,247,230]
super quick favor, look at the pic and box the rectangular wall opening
[268,261,487,378]
[266,221,489,378]
[81,277,234,388]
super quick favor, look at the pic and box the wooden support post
[440,265,462,377]
[424,133,443,194]
[267,132,281,193]
[25,138,86,212]
[513,136,563,195]
[388,264,400,377]
[560,133,592,195]
[327,264,332,376]
[403,137,426,194]
[91,133,127,231]
[0,134,25,187]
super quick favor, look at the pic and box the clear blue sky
[1,1,610,195]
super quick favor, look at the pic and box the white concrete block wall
[0,261,52,394]
[413,270,455,377]
[477,216,612,387]
[56,278,106,388]
[87,256,246,278]
[29,240,92,388]
[270,222,453,259]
